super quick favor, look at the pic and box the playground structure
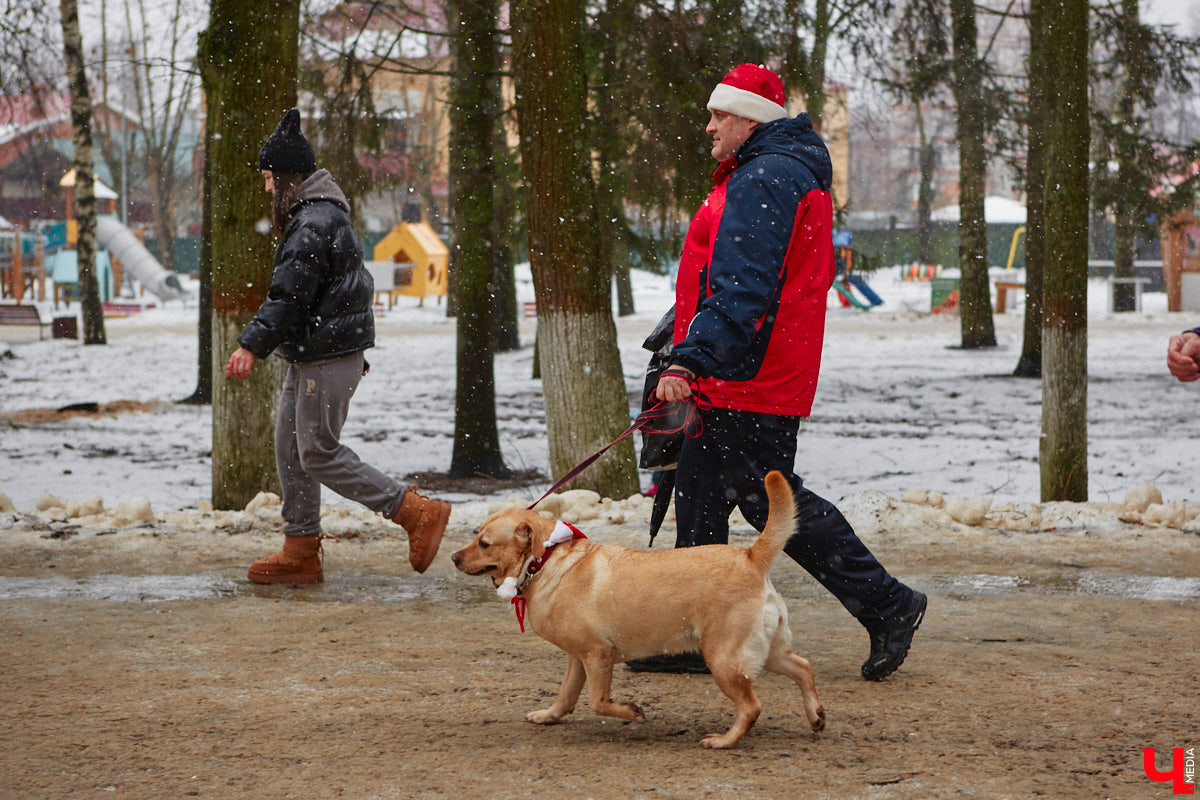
[0,226,47,302]
[56,169,185,305]
[1161,209,1200,311]
[367,221,448,308]
[1,171,185,313]
[831,231,883,310]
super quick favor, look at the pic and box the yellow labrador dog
[451,470,825,749]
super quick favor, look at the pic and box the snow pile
[33,494,154,525]
[7,480,1198,544]
[894,482,1200,534]
[488,489,657,527]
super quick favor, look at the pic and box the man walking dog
[629,64,926,680]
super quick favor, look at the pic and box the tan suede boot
[247,535,324,584]
[391,486,451,573]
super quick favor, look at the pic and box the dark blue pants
[673,406,910,633]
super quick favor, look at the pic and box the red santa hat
[706,63,787,123]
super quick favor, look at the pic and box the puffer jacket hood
[292,168,350,214]
[237,171,375,363]
[735,113,832,191]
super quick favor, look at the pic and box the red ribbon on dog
[510,523,588,632]
[511,595,527,632]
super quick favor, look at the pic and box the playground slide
[95,216,185,301]
[847,273,884,306]
[832,280,871,310]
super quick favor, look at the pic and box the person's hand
[1167,331,1200,383]
[225,347,257,380]
[655,366,695,402]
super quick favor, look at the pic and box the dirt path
[2,508,1198,799]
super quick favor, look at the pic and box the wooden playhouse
[367,222,449,308]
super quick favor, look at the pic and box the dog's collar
[525,521,587,581]
[506,521,588,633]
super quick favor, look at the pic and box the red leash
[527,386,710,510]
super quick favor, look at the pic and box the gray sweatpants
[275,351,405,537]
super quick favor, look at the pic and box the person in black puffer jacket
[225,108,450,584]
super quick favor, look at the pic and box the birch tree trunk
[448,0,510,479]
[1039,0,1089,502]
[511,0,639,499]
[61,0,106,345]
[198,0,299,509]
[950,0,996,349]
[1015,0,1046,378]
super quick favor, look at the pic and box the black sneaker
[625,651,710,674]
[861,590,927,681]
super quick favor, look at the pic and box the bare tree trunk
[198,0,299,509]
[149,162,177,273]
[181,122,213,405]
[805,0,831,130]
[1039,0,1089,502]
[448,0,509,479]
[491,89,520,353]
[512,0,638,499]
[61,0,106,345]
[950,0,996,349]
[915,106,935,265]
[1015,0,1046,378]
[595,2,634,317]
[1111,0,1140,313]
[492,244,519,352]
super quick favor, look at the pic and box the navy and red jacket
[670,113,835,416]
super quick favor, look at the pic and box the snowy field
[1,265,1197,518]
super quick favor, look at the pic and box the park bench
[1106,276,1152,312]
[994,281,1026,313]
[0,303,48,339]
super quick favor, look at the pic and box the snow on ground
[1,265,1198,539]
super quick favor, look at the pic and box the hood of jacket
[733,113,832,191]
[291,169,350,215]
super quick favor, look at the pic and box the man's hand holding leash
[656,366,696,402]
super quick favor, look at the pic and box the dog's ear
[515,519,545,560]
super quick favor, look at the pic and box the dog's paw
[810,706,827,732]
[700,732,739,750]
[526,708,563,725]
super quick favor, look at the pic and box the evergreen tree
[1090,0,1200,312]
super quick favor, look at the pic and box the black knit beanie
[258,108,316,174]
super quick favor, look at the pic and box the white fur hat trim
[544,520,575,548]
[707,83,786,123]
